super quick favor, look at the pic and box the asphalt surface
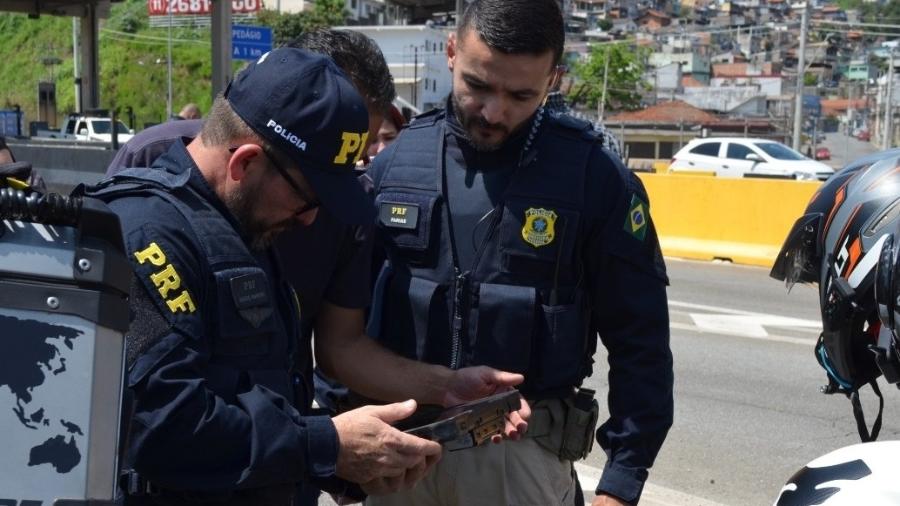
[579,258,900,506]
[818,131,879,171]
[322,258,900,506]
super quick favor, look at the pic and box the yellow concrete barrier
[637,173,821,268]
[651,161,670,173]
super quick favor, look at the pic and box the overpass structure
[0,0,232,113]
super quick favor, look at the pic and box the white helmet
[774,441,900,505]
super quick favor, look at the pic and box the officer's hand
[359,450,438,496]
[442,366,530,440]
[332,399,442,486]
[592,493,631,506]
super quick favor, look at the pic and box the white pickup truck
[37,115,134,143]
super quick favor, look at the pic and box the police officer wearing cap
[365,1,673,505]
[88,48,453,505]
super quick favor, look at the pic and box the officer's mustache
[472,116,508,135]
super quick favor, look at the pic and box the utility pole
[412,46,419,110]
[72,18,81,114]
[846,83,852,162]
[884,48,895,149]
[166,0,173,120]
[792,1,809,152]
[599,48,610,123]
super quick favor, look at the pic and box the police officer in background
[88,48,530,506]
[366,1,673,505]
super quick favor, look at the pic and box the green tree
[804,72,818,86]
[569,43,649,112]
[257,0,348,45]
[257,10,308,45]
[598,18,613,31]
[305,0,349,29]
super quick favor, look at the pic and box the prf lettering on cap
[134,242,197,314]
[333,132,369,165]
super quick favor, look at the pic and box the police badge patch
[522,208,557,247]
[623,194,648,241]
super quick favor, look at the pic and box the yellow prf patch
[332,131,370,165]
[134,242,197,314]
[521,208,557,248]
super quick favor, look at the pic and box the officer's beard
[452,93,513,153]
[225,186,292,252]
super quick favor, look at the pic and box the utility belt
[526,387,599,461]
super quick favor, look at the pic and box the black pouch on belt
[559,387,600,461]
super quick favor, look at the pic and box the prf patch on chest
[522,208,557,247]
[134,242,197,314]
[229,272,273,328]
[623,194,648,241]
[379,201,419,229]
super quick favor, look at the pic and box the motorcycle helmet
[773,441,900,506]
[771,150,900,441]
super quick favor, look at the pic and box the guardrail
[637,172,820,268]
[6,138,114,191]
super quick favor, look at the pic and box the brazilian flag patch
[623,194,648,241]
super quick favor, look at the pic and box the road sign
[232,24,273,61]
[148,0,261,16]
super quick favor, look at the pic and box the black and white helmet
[771,149,900,441]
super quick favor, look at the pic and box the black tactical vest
[89,167,307,409]
[370,110,601,395]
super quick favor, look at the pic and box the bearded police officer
[90,49,452,505]
[365,1,674,505]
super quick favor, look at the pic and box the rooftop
[606,100,719,124]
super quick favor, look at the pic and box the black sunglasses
[229,145,321,214]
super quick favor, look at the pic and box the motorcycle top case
[0,188,131,506]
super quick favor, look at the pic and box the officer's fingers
[389,430,443,458]
[403,458,429,487]
[368,399,418,424]
[424,451,441,469]
[485,369,524,388]
[361,477,397,496]
[513,397,531,429]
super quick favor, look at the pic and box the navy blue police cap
[225,47,373,225]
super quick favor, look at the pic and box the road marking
[688,314,819,338]
[667,299,820,345]
[669,300,820,326]
[575,462,726,506]
[670,322,815,345]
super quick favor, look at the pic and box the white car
[669,138,834,181]
[71,117,135,143]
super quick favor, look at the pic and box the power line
[811,19,900,29]
[100,28,208,45]
[100,34,172,46]
[815,27,900,38]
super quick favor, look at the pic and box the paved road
[320,258,900,505]
[819,130,879,170]
[580,258,900,506]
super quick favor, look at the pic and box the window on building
[690,141,721,157]
[350,0,356,9]
[626,142,656,158]
[726,143,754,160]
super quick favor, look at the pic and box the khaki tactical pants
[364,436,578,506]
